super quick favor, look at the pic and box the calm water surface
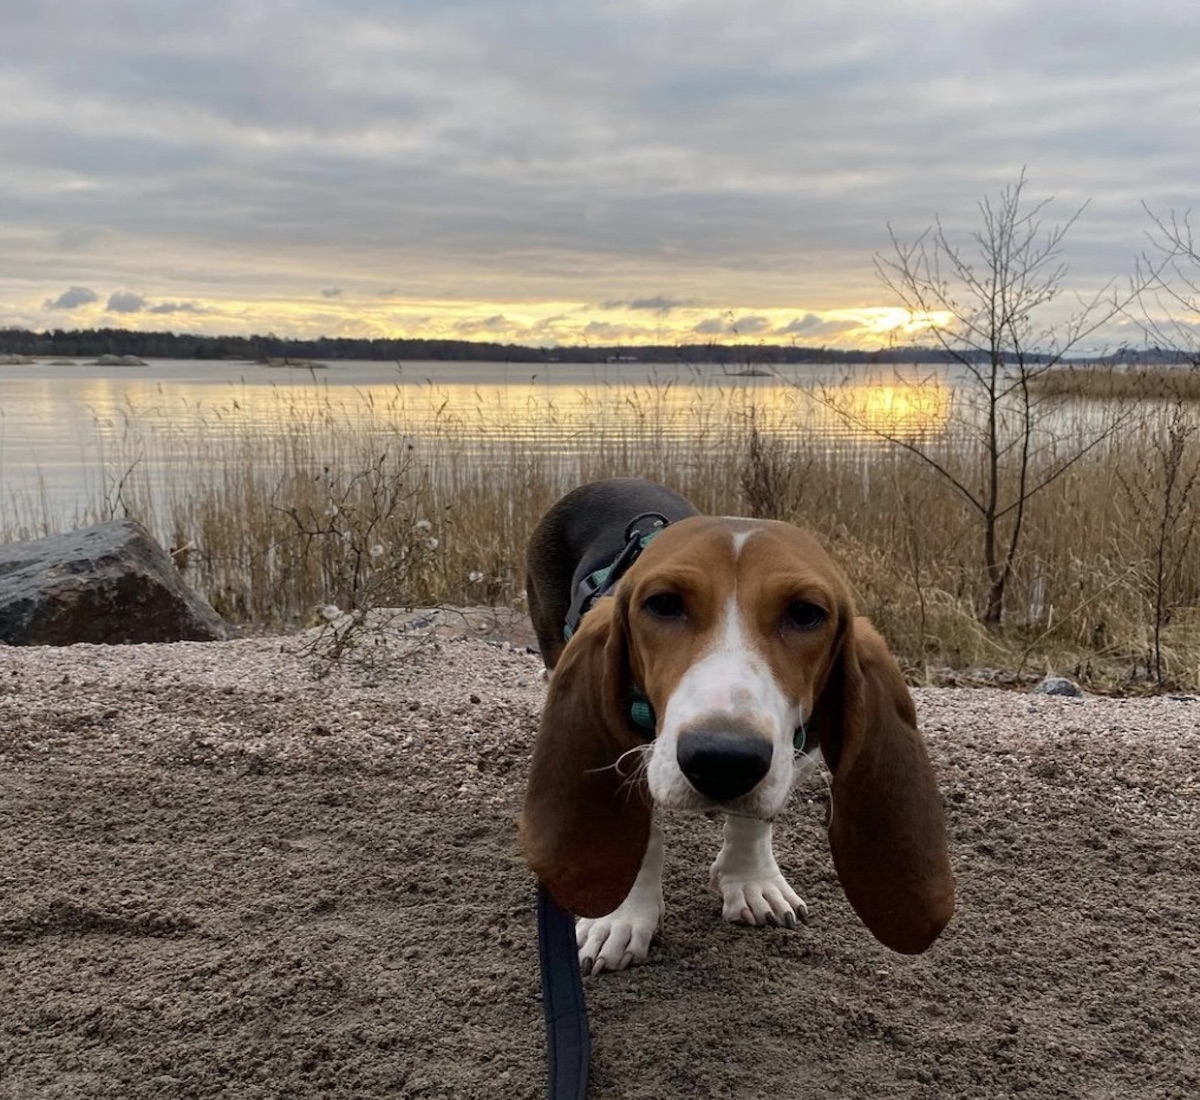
[1,357,953,531]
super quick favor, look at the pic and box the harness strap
[562,512,670,737]
[563,512,671,641]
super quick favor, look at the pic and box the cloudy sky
[2,0,1198,349]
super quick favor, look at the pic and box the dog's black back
[525,478,698,668]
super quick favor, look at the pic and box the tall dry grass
[1029,363,1200,401]
[4,377,1199,691]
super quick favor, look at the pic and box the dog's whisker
[616,744,653,771]
[791,747,823,782]
[584,743,652,782]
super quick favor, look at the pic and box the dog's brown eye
[783,600,826,631]
[644,592,686,620]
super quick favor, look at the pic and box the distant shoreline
[2,324,1186,368]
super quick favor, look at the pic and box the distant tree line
[0,325,1144,366]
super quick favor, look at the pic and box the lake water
[0,356,962,534]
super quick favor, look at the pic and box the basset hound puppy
[521,478,954,974]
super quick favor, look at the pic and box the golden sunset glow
[365,372,956,446]
[23,291,957,352]
[854,307,954,342]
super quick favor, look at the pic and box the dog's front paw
[709,816,808,929]
[709,866,809,928]
[576,895,663,975]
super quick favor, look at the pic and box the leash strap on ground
[537,884,590,1100]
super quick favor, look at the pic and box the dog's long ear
[809,616,955,954]
[520,597,651,919]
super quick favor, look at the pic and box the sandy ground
[1,619,1198,1100]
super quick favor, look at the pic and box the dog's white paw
[708,864,809,928]
[576,894,663,975]
[709,815,808,929]
[574,818,666,974]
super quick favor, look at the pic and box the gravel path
[1,626,1198,1099]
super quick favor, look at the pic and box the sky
[2,0,1199,350]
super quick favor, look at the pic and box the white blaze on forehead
[730,527,758,559]
[658,540,790,733]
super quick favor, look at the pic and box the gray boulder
[0,520,227,645]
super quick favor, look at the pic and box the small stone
[1032,675,1083,697]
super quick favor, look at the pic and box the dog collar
[629,684,656,734]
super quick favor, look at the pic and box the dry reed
[3,377,1199,692]
[1029,363,1200,401]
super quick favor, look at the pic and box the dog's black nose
[677,727,772,802]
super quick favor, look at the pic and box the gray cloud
[689,312,774,339]
[42,286,99,310]
[320,288,343,299]
[453,314,518,336]
[601,295,696,313]
[3,0,1198,344]
[692,316,732,337]
[780,313,859,339]
[781,313,826,335]
[107,290,146,313]
[148,301,203,314]
[582,320,644,341]
[728,315,771,336]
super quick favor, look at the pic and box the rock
[259,357,327,369]
[94,354,148,366]
[1032,675,1083,697]
[0,520,227,645]
[0,353,36,364]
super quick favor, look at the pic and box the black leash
[537,884,590,1100]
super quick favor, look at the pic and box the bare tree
[829,171,1143,626]
[1116,402,1200,685]
[1138,206,1200,365]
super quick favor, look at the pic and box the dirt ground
[1,624,1198,1099]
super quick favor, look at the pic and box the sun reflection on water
[827,379,953,440]
[1,360,956,532]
